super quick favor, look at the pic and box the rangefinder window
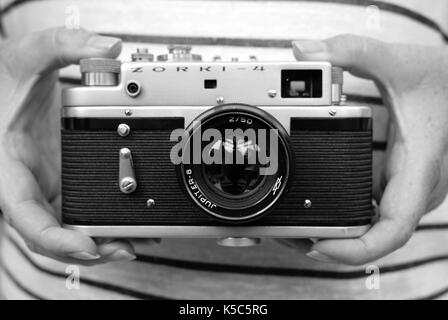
[281,70,322,98]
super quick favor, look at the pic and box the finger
[131,238,162,246]
[95,239,136,262]
[276,239,314,251]
[7,230,132,266]
[307,155,439,266]
[0,27,121,77]
[0,158,100,261]
[292,35,396,82]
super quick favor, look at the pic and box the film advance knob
[80,58,121,86]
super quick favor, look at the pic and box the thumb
[0,27,122,77]
[307,154,438,265]
[292,35,395,82]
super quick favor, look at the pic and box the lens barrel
[178,104,294,223]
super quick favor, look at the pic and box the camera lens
[201,129,270,201]
[178,104,294,223]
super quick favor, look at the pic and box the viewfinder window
[281,70,322,98]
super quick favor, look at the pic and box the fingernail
[107,249,136,262]
[69,251,101,260]
[87,35,121,51]
[306,250,338,264]
[292,40,327,54]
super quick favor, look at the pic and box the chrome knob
[131,48,154,62]
[157,45,202,62]
[80,58,121,86]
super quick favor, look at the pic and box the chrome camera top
[61,45,374,247]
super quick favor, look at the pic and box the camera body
[62,46,373,246]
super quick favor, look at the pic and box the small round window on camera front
[126,80,141,97]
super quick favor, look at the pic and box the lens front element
[179,104,294,223]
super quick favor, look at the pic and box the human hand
[290,35,448,265]
[0,27,138,265]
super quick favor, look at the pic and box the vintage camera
[62,46,373,246]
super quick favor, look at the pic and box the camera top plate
[63,47,343,107]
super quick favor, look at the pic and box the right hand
[0,27,140,265]
[291,35,448,265]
